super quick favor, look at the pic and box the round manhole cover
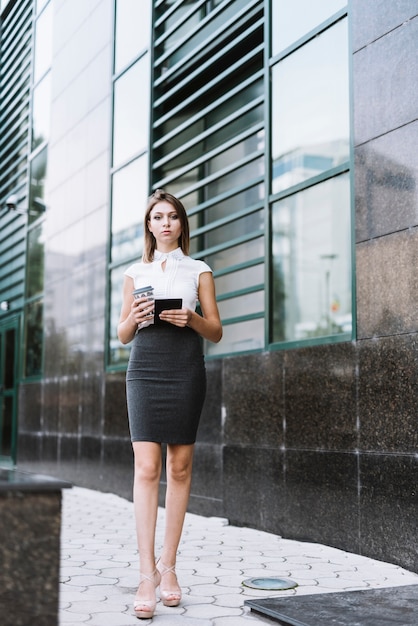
[242,576,298,590]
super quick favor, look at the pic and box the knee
[134,458,161,483]
[167,459,192,484]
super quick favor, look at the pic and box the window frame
[266,1,355,351]
[106,1,153,372]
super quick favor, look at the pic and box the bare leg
[132,441,162,615]
[157,443,195,604]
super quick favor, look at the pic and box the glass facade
[0,0,32,205]
[111,156,148,264]
[23,0,51,378]
[109,0,152,367]
[114,0,151,73]
[151,0,265,356]
[33,0,52,83]
[24,298,43,377]
[26,222,44,298]
[28,146,48,220]
[31,72,51,149]
[2,0,353,380]
[106,0,352,363]
[271,19,349,195]
[272,174,351,342]
[112,55,150,168]
[271,0,346,55]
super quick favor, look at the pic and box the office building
[1,0,417,572]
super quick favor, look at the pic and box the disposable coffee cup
[132,285,154,301]
[132,286,154,321]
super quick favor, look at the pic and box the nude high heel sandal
[156,558,182,607]
[133,569,161,619]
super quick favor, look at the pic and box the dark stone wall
[221,345,418,572]
[0,489,62,626]
[18,335,417,573]
[349,0,418,572]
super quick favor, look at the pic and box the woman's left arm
[159,271,222,342]
[189,271,222,343]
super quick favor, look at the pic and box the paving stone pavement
[60,487,418,625]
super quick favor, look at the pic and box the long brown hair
[142,189,190,262]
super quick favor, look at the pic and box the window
[108,265,130,367]
[111,156,148,264]
[33,0,52,84]
[24,299,44,377]
[112,56,150,167]
[36,0,49,15]
[152,0,265,357]
[26,223,45,298]
[22,0,51,380]
[271,174,351,342]
[108,155,148,368]
[114,0,151,73]
[108,3,152,369]
[269,6,351,347]
[272,0,346,55]
[32,72,51,149]
[28,147,48,222]
[271,19,349,195]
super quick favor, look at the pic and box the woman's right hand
[130,295,154,326]
[118,277,154,344]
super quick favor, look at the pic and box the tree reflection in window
[27,223,45,298]
[29,147,47,223]
[24,299,44,378]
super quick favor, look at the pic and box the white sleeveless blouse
[124,247,212,312]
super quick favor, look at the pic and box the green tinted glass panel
[32,72,51,149]
[24,299,44,377]
[158,82,264,169]
[272,0,346,55]
[26,222,45,298]
[218,290,264,320]
[115,0,151,72]
[5,328,16,389]
[111,156,147,263]
[271,174,351,343]
[36,0,49,15]
[272,19,349,194]
[29,147,48,222]
[206,236,264,272]
[158,0,243,70]
[113,57,150,167]
[34,1,52,83]
[203,209,264,249]
[109,266,130,367]
[206,318,264,356]
[215,264,264,297]
[156,2,202,64]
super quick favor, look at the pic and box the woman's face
[148,201,182,249]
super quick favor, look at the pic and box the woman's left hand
[158,307,192,327]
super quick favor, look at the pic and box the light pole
[320,254,337,334]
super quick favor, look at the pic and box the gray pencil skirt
[126,324,206,444]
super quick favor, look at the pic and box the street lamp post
[320,254,337,334]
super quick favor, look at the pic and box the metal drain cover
[242,577,298,590]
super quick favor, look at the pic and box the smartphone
[154,298,182,325]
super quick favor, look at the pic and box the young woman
[117,189,222,619]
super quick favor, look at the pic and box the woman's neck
[155,244,179,254]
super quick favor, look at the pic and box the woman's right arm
[117,276,153,344]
